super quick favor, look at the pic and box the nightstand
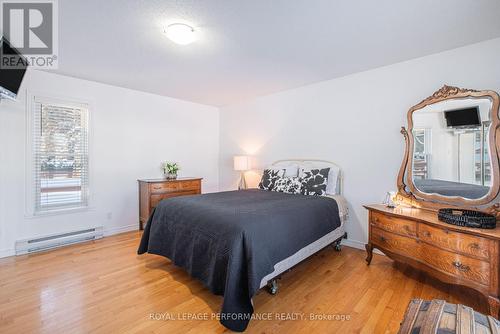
[138,177,202,230]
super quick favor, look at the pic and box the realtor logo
[1,0,58,69]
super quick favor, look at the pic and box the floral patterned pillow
[300,168,330,196]
[258,169,285,190]
[273,177,303,194]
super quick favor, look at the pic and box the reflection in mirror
[411,97,493,199]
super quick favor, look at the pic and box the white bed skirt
[259,195,348,288]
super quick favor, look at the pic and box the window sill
[25,206,94,219]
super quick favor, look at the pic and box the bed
[138,160,348,332]
[414,178,490,199]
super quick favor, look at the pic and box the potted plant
[163,162,180,179]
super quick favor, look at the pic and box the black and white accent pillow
[273,177,303,194]
[259,169,285,191]
[300,168,330,196]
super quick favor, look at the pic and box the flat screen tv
[444,107,481,128]
[0,37,28,100]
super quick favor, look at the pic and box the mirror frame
[397,85,500,217]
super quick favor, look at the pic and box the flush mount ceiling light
[164,23,196,45]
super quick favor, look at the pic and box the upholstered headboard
[271,159,343,195]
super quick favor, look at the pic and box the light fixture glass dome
[164,23,196,45]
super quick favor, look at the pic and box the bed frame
[261,159,347,295]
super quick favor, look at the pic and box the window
[412,128,431,180]
[474,124,491,186]
[31,96,89,214]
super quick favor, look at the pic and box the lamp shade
[233,155,250,171]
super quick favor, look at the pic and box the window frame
[26,92,92,217]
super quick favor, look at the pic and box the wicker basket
[399,299,500,334]
[438,208,496,229]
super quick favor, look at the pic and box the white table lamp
[233,156,250,190]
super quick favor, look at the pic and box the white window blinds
[32,97,89,213]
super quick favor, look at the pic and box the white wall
[2,39,500,259]
[218,38,500,249]
[0,70,219,257]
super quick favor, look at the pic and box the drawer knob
[422,231,431,237]
[379,236,387,242]
[452,261,470,272]
[373,217,379,223]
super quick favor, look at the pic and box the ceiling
[53,0,500,107]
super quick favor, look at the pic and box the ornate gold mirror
[397,85,500,217]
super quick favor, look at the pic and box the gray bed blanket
[414,179,490,199]
[138,189,341,331]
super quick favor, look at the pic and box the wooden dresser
[138,177,202,229]
[365,204,500,318]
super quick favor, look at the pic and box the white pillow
[299,164,339,195]
[325,168,339,195]
[267,164,299,177]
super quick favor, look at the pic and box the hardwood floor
[0,231,488,334]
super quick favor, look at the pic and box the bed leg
[334,242,342,252]
[267,279,278,295]
[331,232,347,252]
[331,239,342,251]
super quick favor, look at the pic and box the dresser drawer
[418,224,490,260]
[149,180,200,193]
[419,243,490,286]
[178,180,200,191]
[149,182,179,193]
[150,191,198,208]
[370,211,417,237]
[371,226,420,259]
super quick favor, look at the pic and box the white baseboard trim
[341,238,384,255]
[0,248,15,259]
[1,227,366,259]
[0,224,138,260]
[103,223,139,237]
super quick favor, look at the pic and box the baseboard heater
[15,226,104,255]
